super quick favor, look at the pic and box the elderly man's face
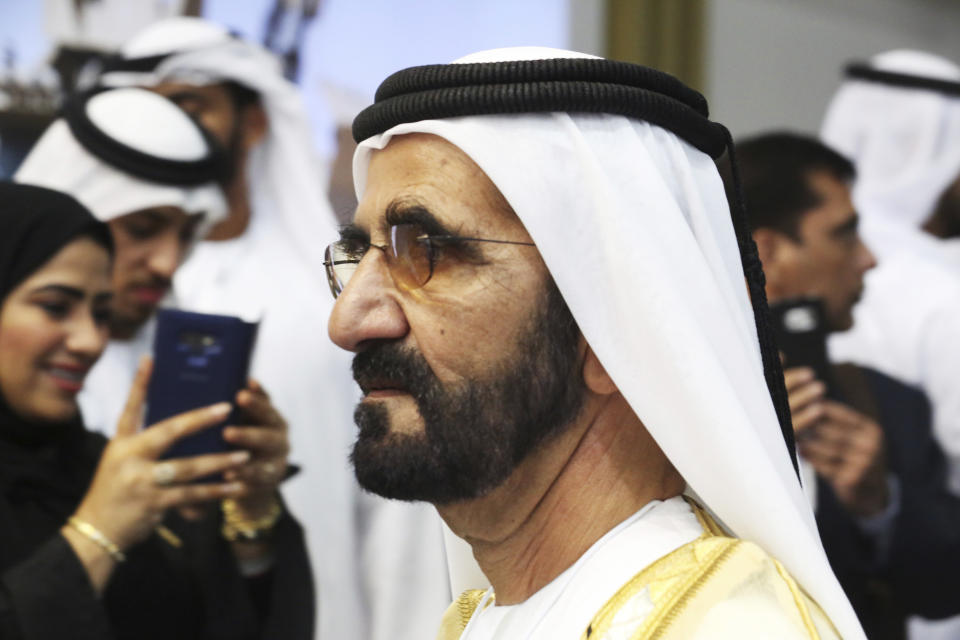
[328,134,584,504]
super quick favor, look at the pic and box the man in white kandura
[324,47,866,639]
[97,17,451,640]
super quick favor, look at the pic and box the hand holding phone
[69,358,249,588]
[769,297,834,393]
[145,309,259,460]
[221,379,291,520]
[783,366,827,442]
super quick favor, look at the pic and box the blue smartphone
[145,309,259,459]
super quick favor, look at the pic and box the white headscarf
[100,16,339,282]
[354,47,865,640]
[14,87,227,225]
[821,50,960,257]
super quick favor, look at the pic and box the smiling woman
[0,237,113,423]
[0,182,313,640]
[0,184,114,426]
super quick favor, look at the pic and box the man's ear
[753,227,779,266]
[241,103,268,150]
[583,344,618,395]
[752,227,788,283]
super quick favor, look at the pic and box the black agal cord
[62,88,227,186]
[846,62,960,98]
[353,57,800,477]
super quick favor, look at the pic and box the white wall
[705,0,960,138]
[568,0,606,58]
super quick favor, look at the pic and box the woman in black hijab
[0,182,312,639]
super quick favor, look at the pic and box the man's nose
[857,237,877,273]
[329,253,409,352]
[147,233,182,279]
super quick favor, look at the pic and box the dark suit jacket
[816,367,960,640]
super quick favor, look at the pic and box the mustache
[352,342,437,398]
[126,275,172,290]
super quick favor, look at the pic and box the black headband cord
[845,62,960,98]
[62,87,228,186]
[354,58,800,477]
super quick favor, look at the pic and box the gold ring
[153,462,177,486]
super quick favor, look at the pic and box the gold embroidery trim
[582,499,737,640]
[686,497,726,537]
[582,501,838,640]
[773,558,827,640]
[642,541,739,640]
[456,589,489,631]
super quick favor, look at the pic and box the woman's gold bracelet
[66,516,126,563]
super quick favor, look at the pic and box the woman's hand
[222,380,290,520]
[68,358,251,555]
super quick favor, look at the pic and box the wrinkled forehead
[354,133,523,236]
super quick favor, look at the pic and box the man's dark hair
[718,132,855,239]
[223,81,261,109]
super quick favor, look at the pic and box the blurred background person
[96,17,450,640]
[725,132,960,640]
[821,51,960,494]
[0,181,311,639]
[821,50,960,261]
[821,47,960,640]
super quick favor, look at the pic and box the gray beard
[349,279,585,504]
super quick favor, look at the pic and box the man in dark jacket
[723,132,960,640]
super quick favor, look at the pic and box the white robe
[461,497,702,640]
[458,496,837,640]
[79,322,153,437]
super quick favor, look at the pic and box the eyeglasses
[323,223,536,299]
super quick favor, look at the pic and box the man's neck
[922,182,960,240]
[437,395,685,605]
[922,207,960,240]
[206,174,252,241]
[109,319,142,341]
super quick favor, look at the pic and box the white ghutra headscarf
[354,47,866,640]
[99,16,338,284]
[14,87,226,227]
[821,49,960,258]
